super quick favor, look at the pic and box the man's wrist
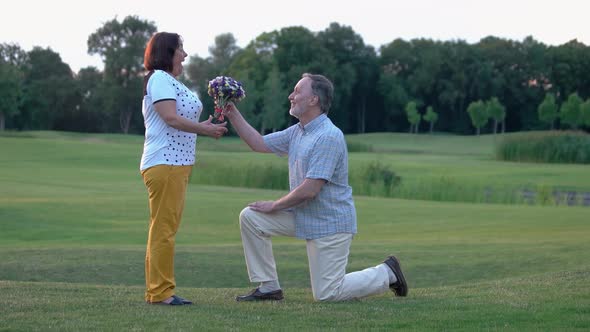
[226,110,238,120]
[270,201,279,212]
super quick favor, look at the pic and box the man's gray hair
[302,73,334,114]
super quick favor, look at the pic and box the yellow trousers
[141,165,192,303]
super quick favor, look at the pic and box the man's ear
[310,95,319,106]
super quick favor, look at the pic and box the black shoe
[149,296,185,305]
[236,288,284,302]
[172,295,193,305]
[384,255,408,297]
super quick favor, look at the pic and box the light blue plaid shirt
[264,113,357,240]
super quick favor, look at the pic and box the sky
[2,0,588,72]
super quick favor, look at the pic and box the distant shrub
[346,140,374,152]
[351,161,401,196]
[495,131,590,164]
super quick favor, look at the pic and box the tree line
[1,16,589,135]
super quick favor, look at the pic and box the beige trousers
[239,207,390,301]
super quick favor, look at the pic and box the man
[222,73,408,302]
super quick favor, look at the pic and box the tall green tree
[318,23,376,133]
[580,99,590,127]
[209,33,240,72]
[66,66,105,132]
[185,32,244,120]
[407,39,444,118]
[405,101,421,133]
[0,62,22,130]
[477,37,548,134]
[351,46,379,133]
[261,66,287,133]
[486,97,506,134]
[274,27,335,93]
[228,31,277,88]
[0,43,27,130]
[0,43,28,67]
[436,40,474,133]
[230,73,262,132]
[87,15,156,133]
[466,100,488,135]
[549,40,590,102]
[20,47,76,130]
[423,106,438,134]
[185,55,216,115]
[225,32,278,131]
[474,37,507,100]
[378,74,409,131]
[379,39,415,132]
[519,36,551,126]
[560,93,583,129]
[537,93,558,129]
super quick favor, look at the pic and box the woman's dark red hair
[143,32,182,95]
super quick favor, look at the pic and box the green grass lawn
[0,131,589,331]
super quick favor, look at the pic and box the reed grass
[495,130,590,164]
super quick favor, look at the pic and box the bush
[351,161,401,196]
[346,140,373,152]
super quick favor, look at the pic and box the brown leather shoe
[384,255,408,297]
[236,288,284,302]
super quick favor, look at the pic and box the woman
[140,32,227,305]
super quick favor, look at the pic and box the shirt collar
[298,113,328,134]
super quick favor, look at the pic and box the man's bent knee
[239,207,254,225]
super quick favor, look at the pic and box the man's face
[288,77,315,118]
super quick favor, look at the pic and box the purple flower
[207,76,246,120]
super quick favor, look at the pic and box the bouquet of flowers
[207,76,246,122]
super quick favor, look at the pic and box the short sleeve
[263,125,296,156]
[147,71,176,104]
[306,134,343,182]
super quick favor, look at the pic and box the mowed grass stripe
[1,269,588,331]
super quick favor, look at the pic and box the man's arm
[155,100,228,138]
[248,178,326,213]
[223,103,271,153]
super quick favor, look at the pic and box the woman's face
[171,43,187,77]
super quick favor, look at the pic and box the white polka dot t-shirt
[140,70,203,171]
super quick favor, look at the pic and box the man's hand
[222,102,238,119]
[248,201,276,213]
